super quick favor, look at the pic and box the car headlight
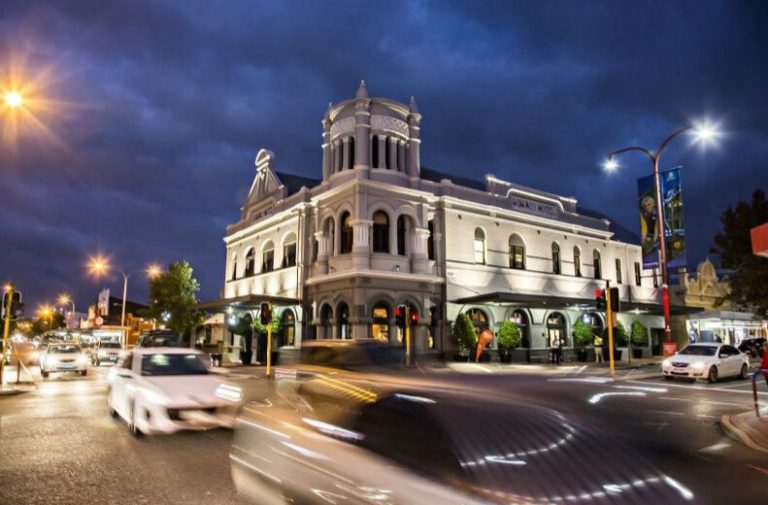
[691,361,706,370]
[47,357,58,366]
[662,359,672,367]
[77,355,89,365]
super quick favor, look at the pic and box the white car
[662,343,750,383]
[92,341,123,366]
[40,343,89,378]
[107,348,241,436]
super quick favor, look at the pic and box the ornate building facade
[218,82,667,363]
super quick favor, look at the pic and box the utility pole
[405,305,412,368]
[1,283,14,385]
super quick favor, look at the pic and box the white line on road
[548,377,614,384]
[628,379,768,396]
[698,442,731,453]
[647,410,685,416]
[613,385,668,393]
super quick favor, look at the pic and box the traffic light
[595,289,605,310]
[609,287,620,313]
[409,307,419,326]
[395,305,405,329]
[430,305,439,327]
[1,291,22,321]
[259,302,271,325]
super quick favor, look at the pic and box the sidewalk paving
[722,409,768,454]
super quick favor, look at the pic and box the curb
[0,386,36,397]
[721,414,768,455]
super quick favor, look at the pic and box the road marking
[628,379,768,396]
[588,392,645,404]
[748,464,768,477]
[698,442,731,453]
[549,377,614,384]
[614,385,668,393]
[647,410,685,416]
[696,414,719,419]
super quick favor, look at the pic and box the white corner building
[216,81,670,364]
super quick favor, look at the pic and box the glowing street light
[3,91,23,109]
[605,120,722,350]
[87,256,164,345]
[37,304,54,330]
[58,294,76,329]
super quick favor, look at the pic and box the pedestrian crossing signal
[595,289,606,310]
[1,291,22,321]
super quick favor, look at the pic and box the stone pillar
[354,80,371,174]
[342,137,350,170]
[398,139,406,174]
[321,106,332,181]
[412,227,431,274]
[315,231,328,274]
[351,219,372,269]
[331,140,340,174]
[376,135,387,169]
[407,96,422,179]
[388,136,398,170]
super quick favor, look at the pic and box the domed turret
[320,82,421,182]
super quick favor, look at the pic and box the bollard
[754,368,767,418]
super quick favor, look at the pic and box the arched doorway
[319,304,333,339]
[337,302,350,339]
[281,310,296,347]
[241,313,254,365]
[510,309,530,348]
[371,303,390,342]
[546,312,567,348]
[580,311,604,337]
[466,308,489,332]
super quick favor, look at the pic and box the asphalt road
[1,365,766,505]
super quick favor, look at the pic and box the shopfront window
[371,304,390,342]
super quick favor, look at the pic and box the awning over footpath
[450,291,702,316]
[197,294,301,312]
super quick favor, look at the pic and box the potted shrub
[611,322,628,361]
[630,320,648,359]
[572,320,594,362]
[497,320,522,363]
[452,313,478,362]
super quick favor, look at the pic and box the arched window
[337,302,350,339]
[282,233,297,268]
[261,241,275,273]
[320,303,333,338]
[281,310,296,347]
[340,212,353,254]
[231,254,238,281]
[510,309,530,348]
[244,248,255,277]
[324,217,335,256]
[474,228,486,264]
[593,250,602,279]
[371,135,379,169]
[371,303,390,342]
[427,220,435,260]
[397,215,408,256]
[546,312,568,348]
[552,243,561,274]
[372,211,389,253]
[581,312,604,335]
[615,258,622,284]
[509,234,525,269]
[466,308,489,331]
[348,136,355,169]
[573,246,582,277]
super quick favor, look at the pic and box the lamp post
[88,256,162,346]
[58,294,76,329]
[604,121,720,348]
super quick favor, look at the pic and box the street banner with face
[476,328,494,362]
[637,168,686,270]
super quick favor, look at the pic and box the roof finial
[409,95,419,114]
[356,79,369,99]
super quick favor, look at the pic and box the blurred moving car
[738,337,766,358]
[662,343,749,383]
[107,348,240,436]
[136,330,180,348]
[39,343,89,378]
[92,341,123,366]
[231,391,694,505]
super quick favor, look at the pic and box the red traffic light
[594,289,604,298]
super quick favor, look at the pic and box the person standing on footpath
[594,333,604,364]
[761,342,768,386]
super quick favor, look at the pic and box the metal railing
[752,368,768,417]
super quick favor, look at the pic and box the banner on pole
[637,167,686,270]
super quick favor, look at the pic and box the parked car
[738,337,766,358]
[231,391,694,505]
[136,330,180,348]
[107,348,239,436]
[662,343,750,383]
[39,343,89,378]
[92,341,123,366]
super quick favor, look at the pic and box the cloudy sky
[1,0,766,312]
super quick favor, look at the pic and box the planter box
[631,348,644,359]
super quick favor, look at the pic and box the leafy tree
[452,312,477,355]
[252,309,281,335]
[143,261,204,338]
[630,320,648,346]
[612,321,629,347]
[497,320,522,349]
[711,189,768,316]
[572,320,594,347]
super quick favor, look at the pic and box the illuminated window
[509,234,525,269]
[371,304,390,342]
[244,248,255,277]
[282,234,297,268]
[474,228,486,264]
[261,242,274,273]
[340,212,353,254]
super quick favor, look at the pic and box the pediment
[244,149,285,207]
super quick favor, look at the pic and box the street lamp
[87,256,163,345]
[3,91,23,109]
[604,121,721,347]
[57,294,76,329]
[37,305,54,331]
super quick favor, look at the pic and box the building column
[351,219,372,269]
[407,97,422,180]
[315,231,328,274]
[376,135,387,169]
[321,110,332,180]
[388,136,398,170]
[354,81,371,174]
[411,227,430,274]
[398,139,406,173]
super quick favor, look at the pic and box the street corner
[0,383,37,396]
[721,410,768,455]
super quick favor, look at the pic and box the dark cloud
[0,0,766,311]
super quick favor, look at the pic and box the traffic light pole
[606,280,615,378]
[1,283,14,385]
[405,306,412,368]
[266,302,273,378]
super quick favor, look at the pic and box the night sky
[1,1,766,313]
